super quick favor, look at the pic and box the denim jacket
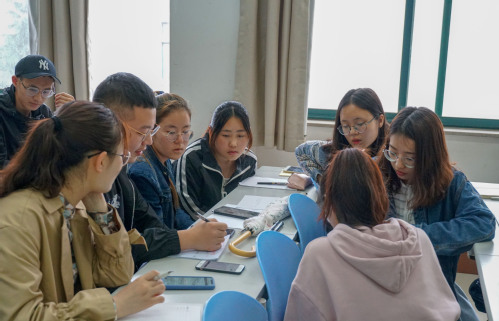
[295,140,330,183]
[129,146,194,230]
[389,169,496,292]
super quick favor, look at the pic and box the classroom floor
[456,273,488,321]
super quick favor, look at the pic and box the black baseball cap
[14,54,61,84]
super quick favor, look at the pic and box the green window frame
[308,0,499,130]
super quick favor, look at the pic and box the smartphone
[213,205,259,219]
[195,260,245,275]
[162,276,215,290]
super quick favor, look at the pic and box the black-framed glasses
[159,129,193,142]
[87,150,131,166]
[383,149,415,169]
[337,116,378,136]
[125,123,160,142]
[20,80,55,98]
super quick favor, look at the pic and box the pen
[257,182,288,185]
[196,213,210,223]
[270,220,284,231]
[153,270,173,281]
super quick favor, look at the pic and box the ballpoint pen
[257,182,288,185]
[270,220,284,231]
[196,213,210,223]
[153,270,173,281]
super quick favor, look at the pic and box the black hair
[0,101,122,198]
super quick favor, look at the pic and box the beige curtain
[29,0,89,103]
[235,0,313,152]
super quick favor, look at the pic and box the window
[0,0,30,88]
[88,0,170,97]
[308,0,499,129]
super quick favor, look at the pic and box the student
[129,93,194,229]
[292,88,387,187]
[0,54,74,169]
[284,148,460,321]
[378,107,496,321]
[93,73,227,269]
[176,101,257,217]
[0,101,165,320]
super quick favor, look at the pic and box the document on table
[120,300,202,321]
[171,234,230,260]
[239,176,293,190]
[472,182,499,199]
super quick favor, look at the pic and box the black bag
[468,278,486,313]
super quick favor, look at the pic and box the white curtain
[29,0,89,103]
[234,0,313,152]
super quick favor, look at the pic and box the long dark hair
[320,148,388,227]
[206,101,253,151]
[323,88,388,159]
[156,93,191,123]
[378,107,453,208]
[0,101,123,198]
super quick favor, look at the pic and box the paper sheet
[239,176,293,190]
[120,301,202,321]
[472,182,499,198]
[171,234,230,260]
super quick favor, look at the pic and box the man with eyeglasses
[0,54,74,168]
[93,72,227,270]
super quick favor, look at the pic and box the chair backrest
[203,290,268,321]
[288,193,327,254]
[256,230,301,321]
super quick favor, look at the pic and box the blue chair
[203,290,268,321]
[256,230,301,321]
[288,193,327,254]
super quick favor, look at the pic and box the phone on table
[161,276,215,290]
[213,205,259,219]
[195,260,245,275]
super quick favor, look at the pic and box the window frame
[308,0,499,130]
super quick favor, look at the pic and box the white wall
[170,0,499,183]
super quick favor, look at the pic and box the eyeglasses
[337,116,378,136]
[383,149,415,169]
[87,150,131,166]
[20,80,55,98]
[125,123,161,142]
[159,129,193,142]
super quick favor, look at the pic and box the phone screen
[163,276,212,286]
[199,260,245,274]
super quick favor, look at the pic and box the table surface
[118,166,312,319]
[473,199,499,321]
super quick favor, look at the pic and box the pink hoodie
[284,218,460,321]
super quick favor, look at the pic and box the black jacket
[175,134,257,218]
[105,167,181,270]
[0,85,52,169]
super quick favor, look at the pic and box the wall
[170,0,499,183]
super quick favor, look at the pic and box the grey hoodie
[285,218,460,321]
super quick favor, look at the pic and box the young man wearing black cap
[0,54,74,168]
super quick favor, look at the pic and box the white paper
[209,213,245,229]
[237,195,281,211]
[120,301,202,321]
[239,176,293,190]
[171,234,230,260]
[472,182,499,198]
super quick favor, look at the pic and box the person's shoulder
[129,157,154,175]
[0,189,55,224]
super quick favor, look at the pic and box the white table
[473,199,499,321]
[119,166,313,319]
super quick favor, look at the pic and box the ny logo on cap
[39,59,49,71]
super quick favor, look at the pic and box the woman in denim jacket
[129,93,194,229]
[294,88,388,186]
[379,107,496,321]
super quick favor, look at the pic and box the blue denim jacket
[129,146,194,230]
[389,169,496,292]
[295,140,329,184]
